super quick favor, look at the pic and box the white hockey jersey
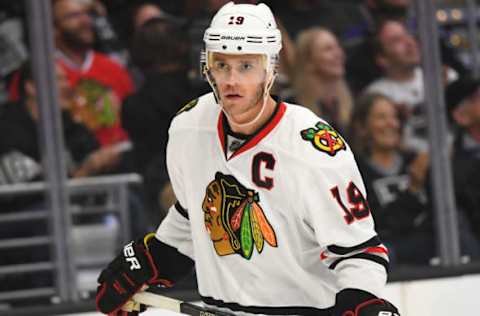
[156,93,388,316]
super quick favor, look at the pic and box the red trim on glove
[113,281,127,295]
[143,248,160,284]
[122,273,136,288]
[341,298,386,316]
[97,281,145,315]
[96,283,107,312]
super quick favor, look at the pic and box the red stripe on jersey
[364,246,388,254]
[217,113,226,154]
[231,103,286,159]
[217,103,287,160]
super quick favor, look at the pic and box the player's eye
[239,62,254,71]
[213,61,228,71]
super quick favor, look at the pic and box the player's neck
[227,96,277,135]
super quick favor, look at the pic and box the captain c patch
[301,122,346,156]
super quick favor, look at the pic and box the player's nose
[224,69,241,86]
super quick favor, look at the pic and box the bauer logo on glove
[124,242,142,270]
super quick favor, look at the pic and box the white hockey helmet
[203,2,282,74]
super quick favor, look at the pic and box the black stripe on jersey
[175,201,189,219]
[327,236,381,255]
[328,253,390,272]
[201,296,333,316]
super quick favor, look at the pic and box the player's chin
[221,99,245,113]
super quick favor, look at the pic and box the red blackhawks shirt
[57,51,133,146]
[9,50,133,146]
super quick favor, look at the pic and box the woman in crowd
[350,93,431,264]
[289,27,353,132]
[350,93,480,265]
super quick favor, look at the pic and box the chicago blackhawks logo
[70,79,120,130]
[202,172,277,259]
[301,122,346,156]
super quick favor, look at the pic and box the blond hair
[293,27,353,128]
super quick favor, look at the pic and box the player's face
[209,53,267,122]
[366,97,401,150]
[202,181,235,255]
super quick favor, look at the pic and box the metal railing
[0,174,141,306]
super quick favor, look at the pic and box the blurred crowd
[1,1,480,295]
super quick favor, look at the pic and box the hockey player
[96,2,400,316]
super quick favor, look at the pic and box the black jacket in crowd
[121,70,202,221]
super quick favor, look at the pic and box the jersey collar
[217,101,286,160]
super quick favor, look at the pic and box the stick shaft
[132,292,233,316]
[132,291,181,313]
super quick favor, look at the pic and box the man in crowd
[446,77,480,240]
[52,0,133,149]
[367,19,457,152]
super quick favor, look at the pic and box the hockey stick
[126,291,234,316]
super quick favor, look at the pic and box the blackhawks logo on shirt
[202,172,277,259]
[70,79,119,129]
[301,122,346,156]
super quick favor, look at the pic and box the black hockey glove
[333,288,400,316]
[96,233,168,314]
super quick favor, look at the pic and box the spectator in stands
[0,62,122,188]
[344,0,468,96]
[351,92,480,264]
[52,0,134,149]
[132,2,164,31]
[366,20,422,106]
[122,18,195,224]
[350,93,432,265]
[446,78,480,241]
[0,62,100,300]
[128,2,185,88]
[366,19,457,152]
[446,78,480,161]
[289,27,353,132]
[344,0,411,95]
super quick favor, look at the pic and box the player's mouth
[224,93,243,100]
